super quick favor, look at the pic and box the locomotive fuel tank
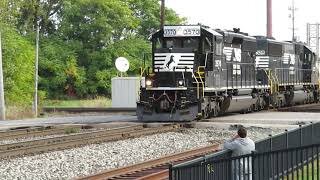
[222,95,258,113]
[291,90,308,105]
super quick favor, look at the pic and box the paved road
[210,111,320,124]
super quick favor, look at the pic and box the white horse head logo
[163,54,179,70]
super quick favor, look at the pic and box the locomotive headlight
[178,80,184,86]
[146,79,152,86]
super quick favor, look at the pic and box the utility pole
[307,23,320,80]
[33,21,39,117]
[160,0,165,29]
[0,32,6,120]
[307,23,320,56]
[289,0,297,41]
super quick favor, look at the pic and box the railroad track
[278,103,320,112]
[0,126,71,141]
[78,144,220,180]
[0,124,181,159]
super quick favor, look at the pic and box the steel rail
[0,126,68,141]
[278,103,320,112]
[135,169,168,180]
[0,125,143,152]
[78,144,219,180]
[0,125,179,159]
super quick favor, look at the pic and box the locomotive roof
[151,25,258,41]
[201,27,222,37]
[218,30,256,41]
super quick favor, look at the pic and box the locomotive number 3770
[164,26,201,37]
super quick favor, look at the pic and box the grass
[6,105,35,120]
[283,159,320,180]
[3,97,111,120]
[64,127,80,134]
[43,97,111,108]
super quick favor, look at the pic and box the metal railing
[170,122,320,180]
[263,69,279,94]
[170,143,320,180]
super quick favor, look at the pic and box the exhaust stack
[267,0,273,38]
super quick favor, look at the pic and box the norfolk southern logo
[166,55,175,68]
[163,54,179,70]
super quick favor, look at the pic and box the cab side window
[202,37,211,53]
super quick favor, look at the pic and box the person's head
[237,127,247,138]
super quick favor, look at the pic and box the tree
[1,0,187,99]
[39,37,85,98]
[53,0,140,97]
[126,0,186,38]
[0,24,35,105]
[0,0,22,26]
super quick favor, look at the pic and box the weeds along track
[0,124,181,159]
[78,144,220,180]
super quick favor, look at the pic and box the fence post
[269,134,273,178]
[284,129,289,177]
[310,121,313,144]
[285,129,288,148]
[202,155,206,180]
[299,124,304,178]
[169,163,173,180]
[269,134,273,151]
[251,151,256,180]
[299,124,302,146]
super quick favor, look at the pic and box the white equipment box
[111,77,141,108]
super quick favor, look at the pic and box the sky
[166,0,320,42]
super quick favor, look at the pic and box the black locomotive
[137,25,319,121]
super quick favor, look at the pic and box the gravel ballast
[0,127,286,179]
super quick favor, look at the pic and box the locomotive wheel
[253,104,258,111]
[203,107,211,119]
[212,107,218,117]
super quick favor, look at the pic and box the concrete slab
[0,111,318,131]
[0,115,138,130]
[204,111,320,125]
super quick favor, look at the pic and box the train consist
[137,25,319,121]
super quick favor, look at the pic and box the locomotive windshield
[154,37,199,49]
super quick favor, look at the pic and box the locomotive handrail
[204,51,214,68]
[191,66,205,99]
[197,66,206,97]
[140,67,147,78]
[197,66,205,76]
[191,71,200,99]
[204,52,208,67]
[263,69,279,95]
[273,70,280,90]
[197,71,205,98]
